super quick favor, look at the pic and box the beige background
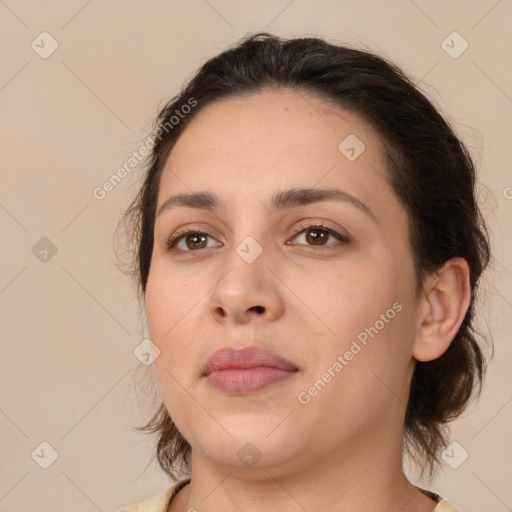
[1,1,511,511]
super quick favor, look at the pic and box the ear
[413,257,472,362]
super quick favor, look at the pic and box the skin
[144,88,471,512]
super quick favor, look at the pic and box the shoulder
[416,486,460,512]
[434,499,460,512]
[117,478,191,512]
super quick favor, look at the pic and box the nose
[208,252,285,324]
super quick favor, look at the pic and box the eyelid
[165,225,220,251]
[287,220,350,244]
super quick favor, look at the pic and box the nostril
[216,307,227,318]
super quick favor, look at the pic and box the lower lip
[205,367,298,395]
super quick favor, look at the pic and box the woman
[118,32,490,512]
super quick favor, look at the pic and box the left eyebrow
[156,186,376,223]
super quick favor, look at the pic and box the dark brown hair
[119,32,491,481]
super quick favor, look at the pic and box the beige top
[118,477,460,512]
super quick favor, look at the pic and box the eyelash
[165,221,350,255]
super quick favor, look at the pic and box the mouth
[202,345,299,395]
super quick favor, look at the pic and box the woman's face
[145,88,422,475]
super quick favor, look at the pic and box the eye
[165,221,350,255]
[288,222,350,249]
[166,228,220,253]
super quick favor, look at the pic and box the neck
[169,427,437,512]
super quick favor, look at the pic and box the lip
[202,345,298,375]
[202,345,299,395]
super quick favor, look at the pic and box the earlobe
[412,257,471,362]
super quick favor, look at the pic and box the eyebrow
[156,186,376,222]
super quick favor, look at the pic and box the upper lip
[202,345,299,376]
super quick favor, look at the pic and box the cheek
[145,277,193,408]
[320,270,396,337]
[308,262,411,374]
[145,272,207,376]
[145,271,193,339]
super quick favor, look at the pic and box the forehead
[170,88,386,165]
[157,88,396,220]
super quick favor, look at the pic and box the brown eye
[183,233,208,250]
[166,230,220,252]
[304,228,330,245]
[290,223,349,248]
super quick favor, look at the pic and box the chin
[196,429,299,470]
